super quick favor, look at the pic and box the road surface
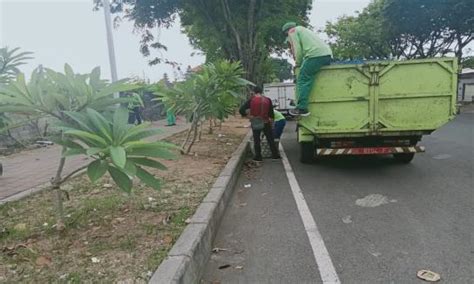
[203,113,473,283]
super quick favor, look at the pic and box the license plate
[351,147,393,155]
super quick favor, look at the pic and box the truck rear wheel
[393,153,415,163]
[300,142,314,164]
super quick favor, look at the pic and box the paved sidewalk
[0,119,188,201]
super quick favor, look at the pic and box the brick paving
[0,119,188,201]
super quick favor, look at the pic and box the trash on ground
[35,140,54,146]
[212,247,229,253]
[162,235,173,245]
[91,257,100,263]
[35,255,52,267]
[342,215,352,224]
[218,264,231,270]
[235,266,244,270]
[244,184,251,188]
[185,218,191,224]
[103,184,113,188]
[417,270,441,282]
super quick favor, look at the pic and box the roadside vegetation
[0,120,247,282]
[1,42,251,282]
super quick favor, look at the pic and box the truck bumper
[316,146,425,156]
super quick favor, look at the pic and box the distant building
[458,68,474,103]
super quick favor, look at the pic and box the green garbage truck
[297,57,458,164]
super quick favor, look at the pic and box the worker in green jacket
[282,22,332,117]
[128,92,144,125]
[273,109,286,141]
[166,109,176,126]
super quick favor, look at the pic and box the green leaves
[87,159,108,183]
[127,143,176,159]
[326,0,473,60]
[128,157,167,170]
[112,107,130,142]
[58,107,172,193]
[110,146,126,168]
[156,60,250,125]
[108,166,132,193]
[0,65,138,122]
[0,47,33,84]
[136,167,161,190]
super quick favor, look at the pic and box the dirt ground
[0,117,249,283]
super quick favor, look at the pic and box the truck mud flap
[316,146,425,156]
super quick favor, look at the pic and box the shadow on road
[307,155,412,170]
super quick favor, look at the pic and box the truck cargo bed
[298,58,458,141]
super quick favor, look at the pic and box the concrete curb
[149,131,251,284]
[0,182,51,204]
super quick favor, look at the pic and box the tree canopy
[0,47,33,84]
[96,0,312,85]
[326,0,473,62]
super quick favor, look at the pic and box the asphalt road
[203,113,473,283]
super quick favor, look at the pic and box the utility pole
[102,0,118,86]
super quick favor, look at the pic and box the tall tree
[0,47,33,84]
[95,0,312,85]
[325,1,395,60]
[161,72,171,87]
[383,0,473,61]
[462,57,474,69]
[270,58,293,82]
[326,0,473,61]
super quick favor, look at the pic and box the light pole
[102,0,118,86]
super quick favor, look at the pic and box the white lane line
[280,144,340,284]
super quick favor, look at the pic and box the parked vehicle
[264,82,296,115]
[297,58,458,164]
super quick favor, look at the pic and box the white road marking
[280,144,341,284]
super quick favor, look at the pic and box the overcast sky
[1,0,372,82]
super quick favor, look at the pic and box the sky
[0,0,372,82]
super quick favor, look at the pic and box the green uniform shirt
[273,110,285,121]
[287,26,332,66]
[128,93,144,110]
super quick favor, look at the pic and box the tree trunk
[198,120,203,141]
[186,115,200,154]
[208,119,213,134]
[43,121,49,137]
[52,151,67,231]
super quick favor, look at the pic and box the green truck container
[298,57,458,163]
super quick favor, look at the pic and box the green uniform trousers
[297,55,331,110]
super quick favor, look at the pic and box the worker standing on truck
[239,86,280,162]
[282,22,332,117]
